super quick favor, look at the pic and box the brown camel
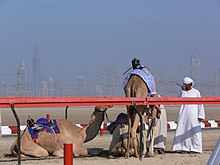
[10,105,112,157]
[109,123,135,157]
[109,105,167,157]
[125,74,157,158]
[108,114,136,157]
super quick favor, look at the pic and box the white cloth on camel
[172,88,205,153]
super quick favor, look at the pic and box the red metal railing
[1,96,220,108]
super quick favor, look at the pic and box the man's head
[182,77,194,91]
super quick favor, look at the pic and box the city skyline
[0,46,219,96]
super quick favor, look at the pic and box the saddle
[27,116,60,142]
[107,113,129,134]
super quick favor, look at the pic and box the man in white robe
[172,77,205,154]
[153,104,167,153]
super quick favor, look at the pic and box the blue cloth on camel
[123,66,157,96]
[107,113,129,134]
[28,118,60,140]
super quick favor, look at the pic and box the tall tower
[190,53,200,84]
[16,60,26,96]
[33,46,41,96]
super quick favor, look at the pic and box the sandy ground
[0,105,220,165]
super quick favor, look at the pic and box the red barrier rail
[1,96,220,108]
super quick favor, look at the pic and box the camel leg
[20,133,49,157]
[142,115,147,157]
[131,114,140,158]
[133,112,147,158]
[72,143,90,157]
[121,124,128,154]
[125,117,131,158]
[77,148,89,156]
[148,108,157,157]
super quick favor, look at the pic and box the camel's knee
[35,150,49,157]
[53,149,63,157]
[24,149,49,157]
[131,129,137,139]
[118,147,126,155]
[21,144,49,157]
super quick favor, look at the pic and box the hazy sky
[0,0,220,84]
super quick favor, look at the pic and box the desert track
[0,105,220,164]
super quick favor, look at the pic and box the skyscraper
[190,53,200,83]
[16,60,26,96]
[33,46,41,96]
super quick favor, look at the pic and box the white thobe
[154,105,167,149]
[172,88,205,153]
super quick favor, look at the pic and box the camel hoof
[153,150,159,156]
[125,153,129,159]
[146,151,154,157]
[141,154,145,158]
[133,152,139,159]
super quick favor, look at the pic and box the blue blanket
[28,118,60,140]
[107,113,129,134]
[123,67,157,96]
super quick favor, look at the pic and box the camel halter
[94,107,112,123]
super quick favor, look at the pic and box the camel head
[95,105,113,112]
[84,105,113,143]
[89,105,113,125]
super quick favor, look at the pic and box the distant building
[95,84,103,96]
[0,81,10,96]
[16,60,26,96]
[41,77,56,96]
[48,77,55,96]
[33,46,41,96]
[76,76,85,96]
[190,53,200,84]
[42,80,48,96]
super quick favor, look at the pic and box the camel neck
[83,111,105,143]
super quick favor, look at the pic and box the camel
[10,105,112,157]
[109,105,167,157]
[108,113,136,157]
[124,59,157,159]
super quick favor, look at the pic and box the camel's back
[125,75,148,97]
[56,119,83,133]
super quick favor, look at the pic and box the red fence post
[100,122,104,136]
[64,143,73,165]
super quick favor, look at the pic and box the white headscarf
[183,77,194,85]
